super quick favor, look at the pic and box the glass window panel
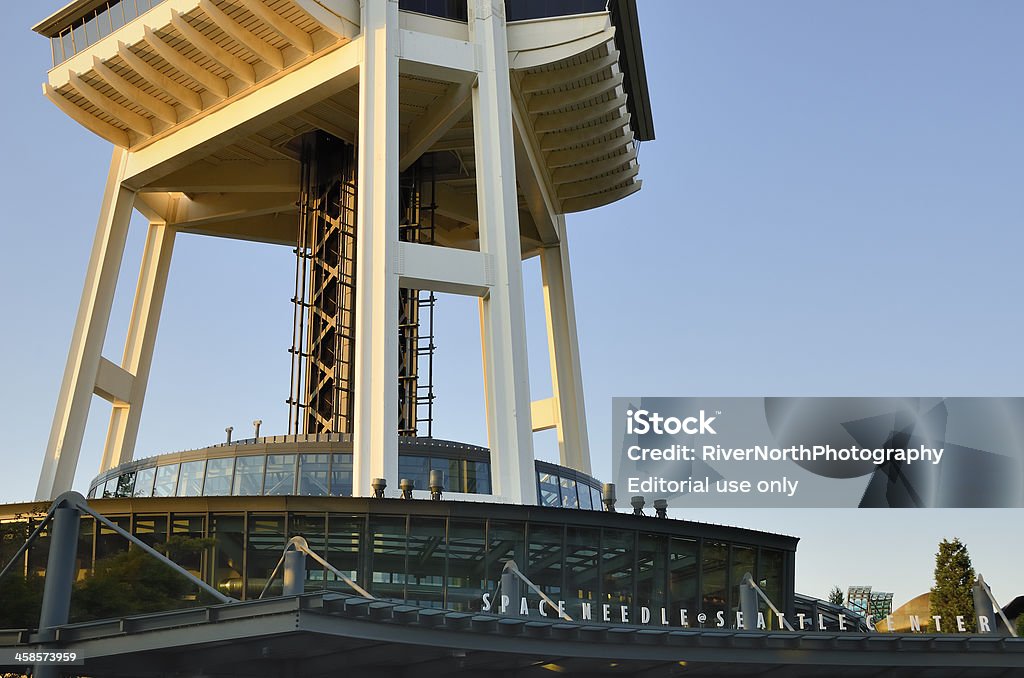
[246,514,285,598]
[62,29,75,60]
[123,0,139,22]
[407,517,446,608]
[578,483,593,510]
[211,514,244,599]
[731,545,757,623]
[466,460,490,494]
[637,533,668,615]
[264,455,296,495]
[73,18,90,49]
[133,467,155,497]
[152,464,179,497]
[97,5,113,35]
[51,37,63,64]
[102,476,118,498]
[109,2,126,30]
[398,455,428,492]
[133,515,168,549]
[298,454,330,496]
[326,514,362,591]
[486,520,525,594]
[76,516,94,580]
[233,456,265,496]
[87,485,97,499]
[527,523,563,607]
[431,457,462,493]
[177,460,206,497]
[86,13,102,44]
[447,519,485,612]
[26,517,51,578]
[669,537,698,625]
[565,526,600,614]
[169,515,206,580]
[559,476,579,508]
[702,541,729,624]
[330,453,352,496]
[203,458,234,496]
[95,515,130,560]
[758,549,785,629]
[591,485,603,511]
[538,472,560,507]
[602,528,634,616]
[115,472,136,498]
[368,515,407,602]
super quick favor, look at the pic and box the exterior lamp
[224,426,233,444]
[399,478,415,499]
[631,495,646,516]
[371,478,387,498]
[601,483,617,512]
[654,499,668,518]
[428,469,444,500]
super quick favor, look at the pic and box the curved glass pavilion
[0,494,797,628]
[86,437,607,511]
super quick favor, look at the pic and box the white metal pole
[470,0,538,505]
[38,148,136,500]
[352,0,401,497]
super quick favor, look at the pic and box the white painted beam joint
[531,397,558,432]
[395,241,492,296]
[94,356,134,404]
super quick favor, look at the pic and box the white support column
[352,0,400,497]
[37,149,136,500]
[470,0,537,505]
[540,222,592,475]
[100,220,177,472]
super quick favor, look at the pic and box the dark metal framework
[398,157,437,438]
[289,132,358,436]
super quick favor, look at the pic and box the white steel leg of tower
[37,149,136,500]
[540,222,592,476]
[471,0,538,505]
[100,220,177,472]
[352,0,400,498]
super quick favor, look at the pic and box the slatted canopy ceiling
[516,38,642,214]
[38,1,649,233]
[41,0,355,149]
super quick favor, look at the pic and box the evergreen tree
[1016,614,1024,638]
[828,586,845,606]
[930,538,976,633]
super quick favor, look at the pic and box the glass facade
[89,446,603,512]
[2,504,795,625]
[398,0,606,23]
[48,0,169,66]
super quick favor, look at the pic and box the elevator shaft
[289,132,358,435]
[289,132,436,437]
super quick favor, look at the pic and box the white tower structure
[33,0,654,503]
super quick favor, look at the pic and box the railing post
[36,502,81,678]
[739,573,758,631]
[283,549,306,596]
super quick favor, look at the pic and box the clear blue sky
[1,2,1022,608]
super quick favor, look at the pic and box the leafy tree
[1016,614,1024,638]
[0,535,215,628]
[930,538,976,633]
[827,586,845,606]
[71,536,216,622]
